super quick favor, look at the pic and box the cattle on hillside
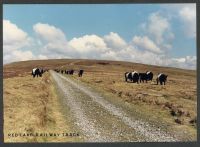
[65,69,74,75]
[139,71,154,83]
[125,71,139,83]
[39,68,44,75]
[156,73,168,85]
[32,68,43,78]
[55,69,60,73]
[65,70,69,74]
[69,70,74,75]
[139,73,148,83]
[78,69,84,77]
[146,71,153,81]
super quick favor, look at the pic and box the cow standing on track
[65,69,74,75]
[39,68,44,76]
[156,73,168,85]
[125,71,139,83]
[78,69,84,77]
[69,70,74,75]
[32,68,42,78]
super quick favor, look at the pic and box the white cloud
[33,23,77,59]
[3,19,31,53]
[3,20,196,70]
[146,12,172,45]
[33,23,67,42]
[4,50,34,64]
[140,12,174,55]
[100,50,120,60]
[132,36,161,53]
[179,5,196,38]
[170,56,196,69]
[103,32,127,50]
[68,34,109,59]
[163,4,196,38]
[38,54,48,60]
[3,20,34,63]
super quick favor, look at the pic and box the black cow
[69,70,74,75]
[125,71,139,83]
[78,70,84,77]
[65,70,69,74]
[65,70,74,75]
[56,69,60,73]
[156,73,168,85]
[39,68,44,75]
[32,68,42,78]
[139,73,148,83]
[146,71,153,81]
[61,70,64,74]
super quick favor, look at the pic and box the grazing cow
[146,71,153,81]
[125,71,139,83]
[139,73,148,83]
[39,68,44,76]
[125,72,132,82]
[69,70,74,75]
[32,68,42,78]
[78,69,84,77]
[156,73,168,85]
[65,70,69,74]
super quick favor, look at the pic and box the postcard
[3,3,197,142]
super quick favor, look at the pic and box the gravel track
[50,71,178,142]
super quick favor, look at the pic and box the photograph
[3,3,197,142]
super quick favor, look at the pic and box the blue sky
[3,4,196,69]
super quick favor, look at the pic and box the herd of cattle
[54,69,84,77]
[32,68,84,78]
[125,71,168,85]
[32,68,168,85]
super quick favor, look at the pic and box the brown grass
[3,72,80,142]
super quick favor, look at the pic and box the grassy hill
[3,59,197,142]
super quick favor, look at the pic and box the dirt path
[50,70,178,142]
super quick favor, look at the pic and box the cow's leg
[160,81,162,85]
[156,79,159,85]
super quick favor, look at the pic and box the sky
[3,4,196,69]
